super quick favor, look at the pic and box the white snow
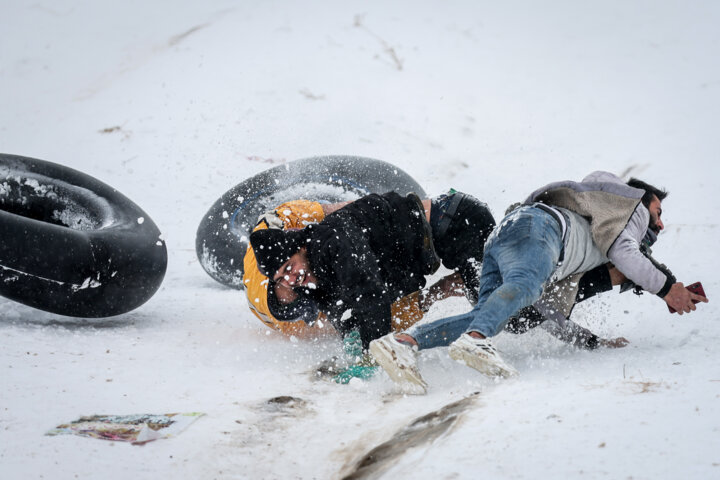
[1,1,719,479]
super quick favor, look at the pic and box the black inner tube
[0,154,168,318]
[196,155,427,289]
[0,174,105,229]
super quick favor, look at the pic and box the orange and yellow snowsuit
[243,200,426,339]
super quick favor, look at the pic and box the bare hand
[664,282,709,315]
[432,272,465,299]
[419,272,465,310]
[598,337,629,348]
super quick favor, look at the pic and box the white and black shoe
[369,334,427,394]
[449,333,518,378]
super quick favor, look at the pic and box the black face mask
[267,281,319,323]
[641,228,657,253]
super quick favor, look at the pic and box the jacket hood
[249,228,306,278]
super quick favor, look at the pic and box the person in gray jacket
[370,171,708,392]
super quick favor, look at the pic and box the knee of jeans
[496,279,543,306]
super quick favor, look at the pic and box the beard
[649,215,661,235]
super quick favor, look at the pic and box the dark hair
[627,178,668,208]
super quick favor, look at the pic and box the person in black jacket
[250,191,495,349]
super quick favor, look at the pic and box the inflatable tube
[196,155,427,288]
[0,153,168,317]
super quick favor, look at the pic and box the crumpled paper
[46,412,204,445]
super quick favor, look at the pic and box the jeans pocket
[499,215,533,243]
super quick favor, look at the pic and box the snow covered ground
[2,1,719,478]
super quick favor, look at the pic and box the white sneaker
[369,334,427,394]
[449,333,519,378]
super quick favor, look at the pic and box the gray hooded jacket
[525,171,673,322]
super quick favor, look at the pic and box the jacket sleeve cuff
[584,335,600,350]
[656,275,675,298]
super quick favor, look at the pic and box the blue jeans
[407,206,563,349]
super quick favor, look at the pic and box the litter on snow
[46,412,205,445]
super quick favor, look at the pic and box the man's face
[273,248,317,290]
[648,195,665,234]
[274,281,299,305]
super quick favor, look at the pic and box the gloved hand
[332,331,378,383]
[332,351,378,383]
[342,330,364,362]
[332,363,378,384]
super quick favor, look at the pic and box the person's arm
[536,267,629,348]
[506,264,628,349]
[607,207,707,314]
[506,264,613,334]
[540,319,629,349]
[321,201,352,216]
[311,225,392,349]
[607,206,672,295]
[508,301,629,349]
[418,272,465,311]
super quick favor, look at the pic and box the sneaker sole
[448,342,518,378]
[369,339,427,394]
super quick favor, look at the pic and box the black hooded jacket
[298,192,437,348]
